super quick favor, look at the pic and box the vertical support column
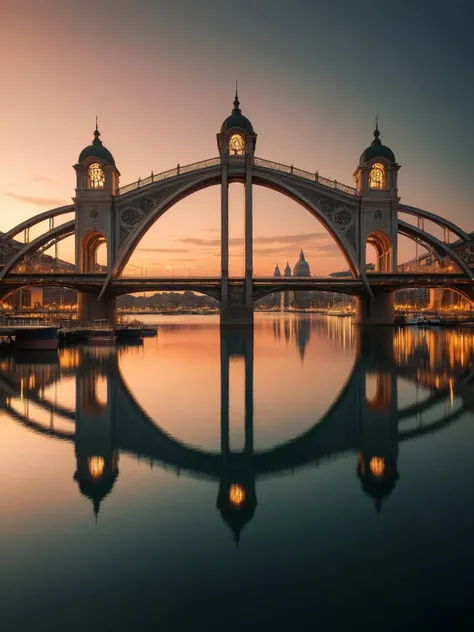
[244,150,253,308]
[221,158,229,308]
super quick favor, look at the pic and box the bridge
[1,91,473,325]
[1,325,472,537]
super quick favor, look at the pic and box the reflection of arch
[100,168,365,299]
[80,230,107,273]
[366,230,392,272]
[366,373,392,410]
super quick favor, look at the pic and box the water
[1,314,473,631]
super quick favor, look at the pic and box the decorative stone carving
[334,208,352,227]
[121,208,142,227]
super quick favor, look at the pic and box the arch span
[0,220,75,280]
[397,220,472,279]
[100,167,364,299]
[398,204,469,242]
[2,205,74,241]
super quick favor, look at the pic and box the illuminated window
[369,163,385,190]
[229,484,246,508]
[89,456,105,478]
[228,134,245,155]
[88,163,105,189]
[369,456,385,477]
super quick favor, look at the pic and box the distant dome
[284,262,292,277]
[273,264,282,277]
[78,126,115,166]
[359,125,395,165]
[220,93,254,134]
[293,249,311,277]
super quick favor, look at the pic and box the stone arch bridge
[1,95,473,325]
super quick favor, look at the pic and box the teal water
[1,314,473,631]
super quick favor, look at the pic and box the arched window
[88,163,105,189]
[369,163,386,190]
[228,133,245,155]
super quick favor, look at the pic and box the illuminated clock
[88,163,105,189]
[228,134,245,155]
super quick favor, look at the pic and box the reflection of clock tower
[217,89,257,326]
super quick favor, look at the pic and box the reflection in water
[2,316,474,629]
[1,320,472,530]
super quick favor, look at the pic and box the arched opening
[80,231,107,273]
[366,231,392,272]
[111,172,361,284]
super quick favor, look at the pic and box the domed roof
[293,249,311,277]
[284,262,292,277]
[78,125,116,166]
[220,91,254,135]
[273,264,282,277]
[359,124,395,165]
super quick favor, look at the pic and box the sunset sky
[1,0,473,276]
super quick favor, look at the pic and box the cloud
[33,176,51,183]
[136,247,190,253]
[2,192,68,207]
[179,232,329,249]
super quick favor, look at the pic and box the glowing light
[369,456,385,477]
[88,163,105,189]
[369,163,385,190]
[229,484,246,508]
[228,134,245,155]
[88,456,105,479]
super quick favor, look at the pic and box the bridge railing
[118,156,357,197]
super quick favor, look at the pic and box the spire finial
[373,115,381,142]
[93,118,102,146]
[233,81,240,112]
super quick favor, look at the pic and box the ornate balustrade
[118,156,357,197]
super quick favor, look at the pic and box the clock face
[228,133,245,155]
[88,162,105,189]
[369,163,385,189]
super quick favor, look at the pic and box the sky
[0,0,473,276]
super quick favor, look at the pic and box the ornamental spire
[372,115,381,146]
[233,81,241,113]
[93,116,102,146]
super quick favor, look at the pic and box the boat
[87,328,116,346]
[115,326,142,341]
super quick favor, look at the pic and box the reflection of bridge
[1,93,473,325]
[2,326,472,540]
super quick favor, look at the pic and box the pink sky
[0,2,470,277]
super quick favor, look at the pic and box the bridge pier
[220,285,254,327]
[355,290,394,326]
[78,292,117,324]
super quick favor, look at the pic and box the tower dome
[78,124,116,166]
[293,249,311,277]
[220,91,254,135]
[273,263,282,277]
[359,123,395,165]
[284,262,292,277]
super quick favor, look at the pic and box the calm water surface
[1,314,473,631]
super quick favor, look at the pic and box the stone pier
[355,290,394,326]
[78,292,117,324]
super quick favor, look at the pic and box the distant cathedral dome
[359,124,395,165]
[78,125,116,166]
[293,249,311,277]
[273,264,281,277]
